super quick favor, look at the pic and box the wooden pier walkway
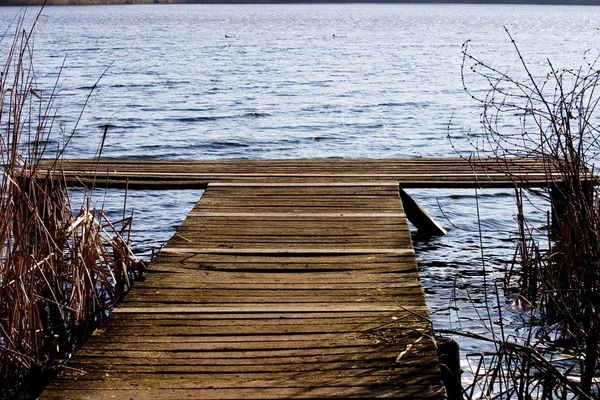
[39,156,564,189]
[40,157,570,399]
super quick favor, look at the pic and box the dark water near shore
[2,3,599,386]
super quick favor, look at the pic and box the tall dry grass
[0,11,139,397]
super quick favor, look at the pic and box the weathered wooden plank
[165,241,415,249]
[42,388,443,400]
[43,380,446,400]
[147,271,419,283]
[128,281,421,290]
[111,304,429,313]
[65,361,406,374]
[120,300,427,308]
[62,360,429,374]
[86,319,428,336]
[71,344,416,359]
[106,311,412,324]
[122,286,424,298]
[171,231,410,239]
[107,310,419,321]
[87,322,427,337]
[159,248,416,255]
[36,157,580,189]
[175,224,408,231]
[152,253,414,261]
[65,352,402,364]
[48,369,442,387]
[176,221,410,230]
[187,212,407,217]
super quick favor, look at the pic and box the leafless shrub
[452,28,600,398]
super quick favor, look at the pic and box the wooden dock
[39,156,564,189]
[39,157,567,399]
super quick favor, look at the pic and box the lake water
[2,2,599,389]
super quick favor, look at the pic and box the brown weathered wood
[35,156,582,189]
[40,170,449,399]
[399,188,447,236]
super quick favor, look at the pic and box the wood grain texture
[41,180,447,399]
[36,156,578,189]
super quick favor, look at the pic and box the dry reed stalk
[0,10,139,397]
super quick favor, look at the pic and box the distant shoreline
[2,0,600,6]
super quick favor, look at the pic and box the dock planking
[37,156,574,189]
[39,156,592,398]
[41,176,447,399]
[39,156,595,398]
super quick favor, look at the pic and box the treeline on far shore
[2,0,600,6]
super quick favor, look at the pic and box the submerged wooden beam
[400,188,447,237]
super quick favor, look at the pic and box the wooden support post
[550,180,594,240]
[437,337,462,400]
[550,184,565,240]
[399,188,447,237]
